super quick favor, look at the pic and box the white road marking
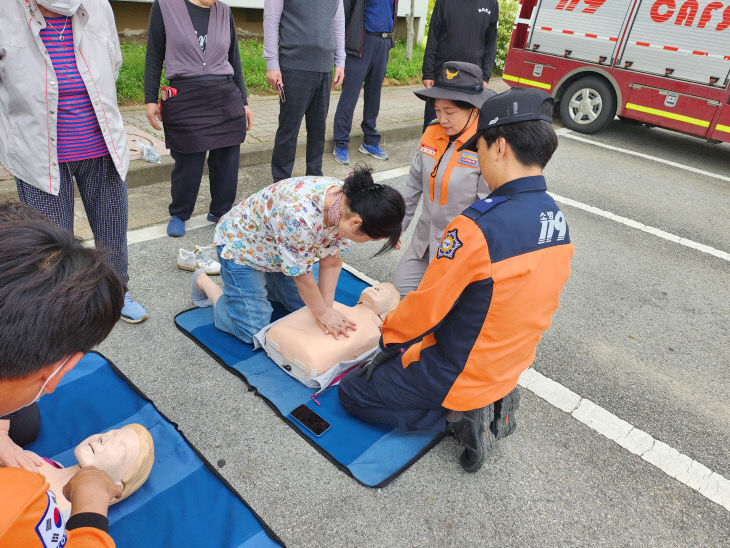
[372,166,410,181]
[549,192,730,261]
[126,214,212,245]
[555,127,730,183]
[520,368,730,512]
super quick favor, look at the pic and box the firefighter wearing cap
[393,61,495,298]
[339,87,574,472]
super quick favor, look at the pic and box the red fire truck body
[503,0,730,143]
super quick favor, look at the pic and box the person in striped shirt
[0,0,148,323]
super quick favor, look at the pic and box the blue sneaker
[333,147,350,165]
[207,213,220,223]
[359,143,389,160]
[121,292,148,324]
[167,215,185,237]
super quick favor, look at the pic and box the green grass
[117,38,426,105]
[385,41,425,82]
[117,42,149,104]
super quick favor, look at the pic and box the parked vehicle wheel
[559,77,616,134]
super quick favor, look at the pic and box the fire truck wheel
[559,77,616,134]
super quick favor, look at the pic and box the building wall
[110,0,425,41]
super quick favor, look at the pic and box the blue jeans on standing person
[213,246,306,344]
[333,33,391,151]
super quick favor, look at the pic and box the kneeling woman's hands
[316,307,357,339]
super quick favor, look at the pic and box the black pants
[333,33,390,149]
[271,68,331,182]
[169,144,240,220]
[423,101,437,133]
[2,403,41,447]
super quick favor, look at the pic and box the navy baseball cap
[459,87,555,152]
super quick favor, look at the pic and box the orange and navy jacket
[0,468,115,548]
[381,175,574,411]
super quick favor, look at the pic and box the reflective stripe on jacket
[0,0,128,195]
[401,116,488,261]
[382,176,574,411]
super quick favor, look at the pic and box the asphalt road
[95,121,729,546]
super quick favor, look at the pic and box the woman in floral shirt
[193,166,405,343]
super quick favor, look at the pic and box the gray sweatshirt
[263,0,345,72]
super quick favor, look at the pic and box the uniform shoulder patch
[436,228,463,260]
[457,150,478,167]
[35,491,67,547]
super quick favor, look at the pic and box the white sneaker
[177,247,221,275]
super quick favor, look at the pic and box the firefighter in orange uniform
[339,88,574,472]
[0,203,125,547]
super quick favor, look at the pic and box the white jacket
[0,0,129,195]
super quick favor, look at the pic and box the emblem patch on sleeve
[35,491,67,547]
[437,229,463,259]
[457,150,478,167]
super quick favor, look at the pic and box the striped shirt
[40,17,108,162]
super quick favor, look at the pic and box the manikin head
[74,423,155,503]
[358,283,400,318]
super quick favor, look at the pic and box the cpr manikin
[264,283,400,382]
[23,423,154,512]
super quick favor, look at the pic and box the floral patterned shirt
[214,176,349,276]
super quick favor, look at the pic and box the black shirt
[144,0,247,105]
[422,0,500,81]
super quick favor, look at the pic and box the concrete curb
[0,119,423,200]
[125,119,424,189]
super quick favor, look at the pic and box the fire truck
[502,0,730,143]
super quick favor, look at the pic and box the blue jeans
[214,247,305,344]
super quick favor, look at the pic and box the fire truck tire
[559,77,616,134]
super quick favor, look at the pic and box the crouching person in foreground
[0,203,126,546]
[338,88,574,472]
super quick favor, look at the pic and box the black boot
[490,388,520,440]
[450,404,496,473]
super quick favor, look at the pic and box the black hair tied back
[342,164,405,255]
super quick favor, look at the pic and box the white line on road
[519,368,730,512]
[555,127,730,183]
[549,192,730,261]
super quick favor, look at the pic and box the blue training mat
[174,268,445,488]
[26,352,284,548]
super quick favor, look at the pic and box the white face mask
[36,0,83,17]
[4,356,70,416]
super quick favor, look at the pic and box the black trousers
[423,101,438,133]
[2,403,41,447]
[169,144,240,220]
[271,68,331,182]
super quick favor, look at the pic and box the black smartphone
[290,404,330,436]
[277,82,286,103]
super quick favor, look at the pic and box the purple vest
[159,0,233,79]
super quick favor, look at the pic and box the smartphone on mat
[290,405,330,436]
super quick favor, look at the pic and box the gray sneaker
[177,247,220,275]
